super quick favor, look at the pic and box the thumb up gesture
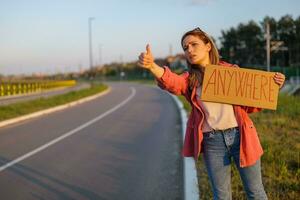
[138,44,155,70]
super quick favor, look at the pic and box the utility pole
[99,44,103,67]
[88,17,95,72]
[266,21,271,72]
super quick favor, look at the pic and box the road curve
[0,82,183,200]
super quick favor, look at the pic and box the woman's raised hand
[273,72,285,88]
[138,44,155,70]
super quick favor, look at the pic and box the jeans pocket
[234,127,240,134]
[231,128,241,150]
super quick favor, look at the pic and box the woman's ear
[206,42,212,52]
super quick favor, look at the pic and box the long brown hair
[181,28,220,90]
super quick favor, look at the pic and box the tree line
[10,14,295,81]
[95,14,300,80]
[219,15,300,68]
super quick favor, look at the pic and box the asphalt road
[0,82,183,200]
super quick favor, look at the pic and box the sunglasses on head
[192,27,204,33]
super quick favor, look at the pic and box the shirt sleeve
[156,66,189,96]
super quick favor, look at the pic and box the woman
[138,28,285,200]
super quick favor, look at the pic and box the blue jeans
[202,127,267,200]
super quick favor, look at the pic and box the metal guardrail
[280,77,300,95]
[0,80,76,97]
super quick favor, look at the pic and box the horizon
[1,0,300,75]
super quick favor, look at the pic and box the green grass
[0,83,108,121]
[178,94,300,200]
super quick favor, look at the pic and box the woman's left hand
[273,72,285,88]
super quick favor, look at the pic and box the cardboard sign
[201,65,279,110]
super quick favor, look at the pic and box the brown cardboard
[201,65,279,110]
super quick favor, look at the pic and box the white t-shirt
[196,87,238,132]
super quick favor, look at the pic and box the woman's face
[182,35,211,66]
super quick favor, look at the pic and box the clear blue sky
[1,0,299,75]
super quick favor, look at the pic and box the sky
[0,0,299,75]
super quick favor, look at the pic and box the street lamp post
[266,21,271,72]
[99,44,103,67]
[88,17,95,73]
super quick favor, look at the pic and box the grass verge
[0,83,108,122]
[178,94,300,200]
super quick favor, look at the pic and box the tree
[236,20,264,65]
[220,14,300,68]
[220,21,264,66]
[277,15,296,66]
[295,16,300,65]
[219,27,239,64]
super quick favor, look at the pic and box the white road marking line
[0,87,136,173]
